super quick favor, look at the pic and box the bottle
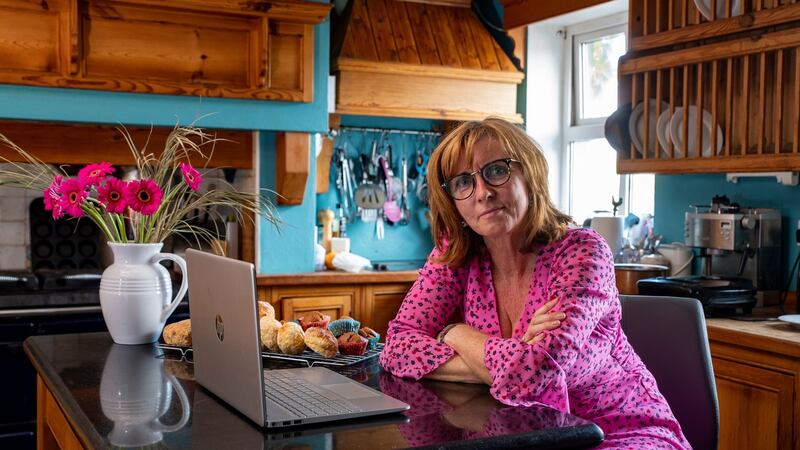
[332,203,341,238]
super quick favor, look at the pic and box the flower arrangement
[0,125,278,245]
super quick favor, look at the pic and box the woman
[379,118,689,449]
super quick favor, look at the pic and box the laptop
[186,249,410,428]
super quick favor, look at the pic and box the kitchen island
[24,332,604,449]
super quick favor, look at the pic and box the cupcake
[337,332,368,356]
[298,311,331,331]
[277,322,306,355]
[358,326,380,350]
[328,316,361,337]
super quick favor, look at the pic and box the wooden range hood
[331,0,524,123]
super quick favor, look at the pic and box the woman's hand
[521,298,565,345]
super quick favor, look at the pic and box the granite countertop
[24,332,604,449]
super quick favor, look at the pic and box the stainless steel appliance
[638,196,781,313]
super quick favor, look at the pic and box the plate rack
[629,0,800,51]
[617,24,800,173]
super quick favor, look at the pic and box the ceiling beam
[499,0,613,29]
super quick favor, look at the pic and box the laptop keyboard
[264,371,362,419]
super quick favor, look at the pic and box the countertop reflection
[24,332,603,449]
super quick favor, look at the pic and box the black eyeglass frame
[441,158,519,200]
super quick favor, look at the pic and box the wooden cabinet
[37,375,85,450]
[270,285,358,321]
[618,1,800,174]
[257,271,417,339]
[0,0,330,102]
[358,284,410,343]
[707,318,800,449]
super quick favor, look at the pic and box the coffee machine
[638,195,781,313]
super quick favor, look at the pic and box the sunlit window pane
[628,173,655,219]
[578,32,626,120]
[569,139,620,224]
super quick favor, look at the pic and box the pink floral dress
[380,228,690,449]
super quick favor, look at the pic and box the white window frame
[561,12,633,217]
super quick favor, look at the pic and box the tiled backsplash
[0,166,255,271]
[0,180,37,270]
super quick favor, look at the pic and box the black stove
[637,275,757,314]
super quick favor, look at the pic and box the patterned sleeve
[379,246,466,380]
[482,229,617,410]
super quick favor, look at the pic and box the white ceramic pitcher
[100,243,188,345]
[100,344,190,447]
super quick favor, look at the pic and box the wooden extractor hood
[331,0,524,122]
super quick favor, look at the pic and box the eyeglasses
[442,158,518,200]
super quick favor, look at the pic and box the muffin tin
[29,198,101,271]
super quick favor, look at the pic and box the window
[563,15,655,230]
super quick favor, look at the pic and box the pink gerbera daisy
[42,175,64,219]
[97,178,128,214]
[57,178,88,218]
[179,162,203,192]
[78,162,115,187]
[126,179,163,216]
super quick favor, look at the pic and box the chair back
[619,295,719,450]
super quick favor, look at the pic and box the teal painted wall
[655,174,800,289]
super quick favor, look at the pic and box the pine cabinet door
[713,356,795,450]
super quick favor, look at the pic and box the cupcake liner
[328,318,361,337]
[358,327,380,350]
[338,336,368,355]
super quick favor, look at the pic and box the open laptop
[186,249,410,428]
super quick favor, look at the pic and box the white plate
[668,106,724,157]
[693,0,742,20]
[629,100,669,156]
[778,315,800,330]
[656,109,672,157]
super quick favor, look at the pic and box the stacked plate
[628,100,668,156]
[655,106,724,158]
[693,0,742,20]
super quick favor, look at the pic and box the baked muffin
[304,327,338,358]
[337,332,368,356]
[277,322,306,355]
[163,319,192,347]
[357,326,380,350]
[258,301,275,322]
[328,316,361,337]
[259,317,282,352]
[298,311,331,331]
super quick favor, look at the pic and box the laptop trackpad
[322,383,380,399]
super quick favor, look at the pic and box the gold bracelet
[436,323,459,343]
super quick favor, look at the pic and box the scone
[162,319,192,347]
[304,327,338,358]
[277,322,306,355]
[259,317,282,352]
[337,332,368,356]
[298,311,331,331]
[258,301,275,322]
